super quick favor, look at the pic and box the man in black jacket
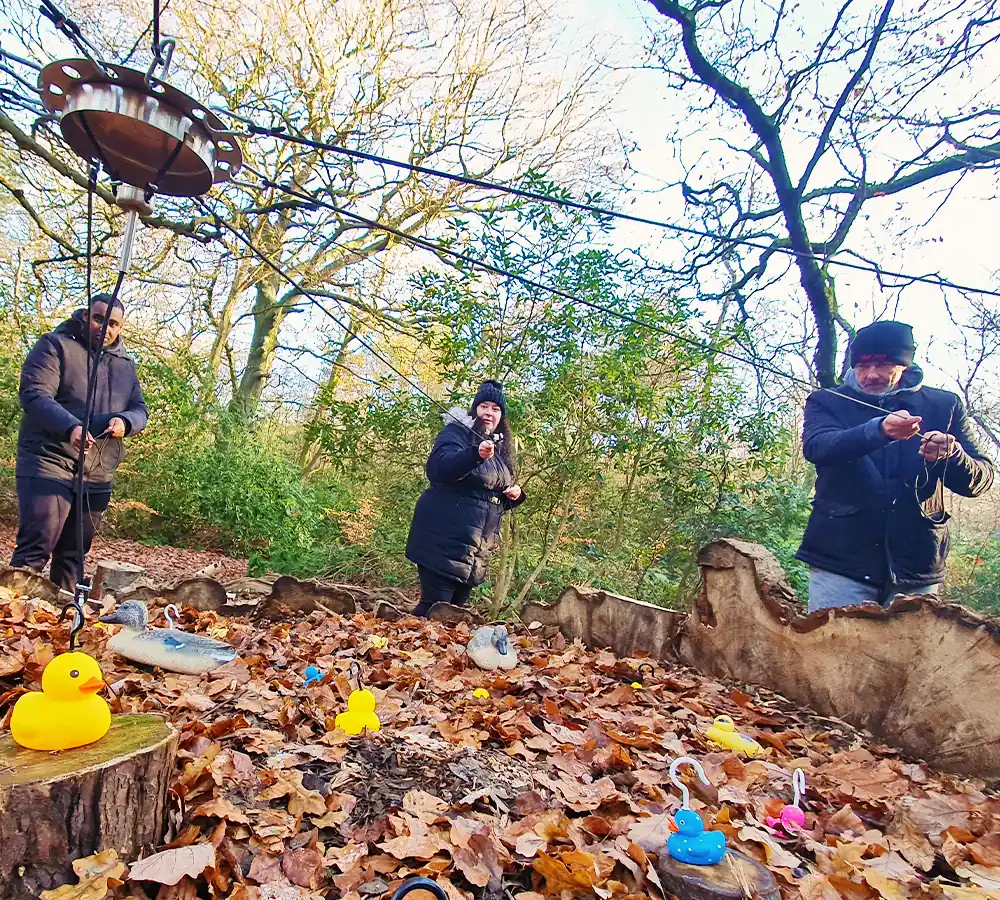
[9,295,148,591]
[797,320,994,612]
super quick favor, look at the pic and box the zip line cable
[233,167,925,427]
[193,197,494,441]
[230,125,1000,301]
[241,163,825,391]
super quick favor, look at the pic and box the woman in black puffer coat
[406,380,525,616]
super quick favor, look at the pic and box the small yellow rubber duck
[335,689,381,735]
[705,715,764,758]
[10,652,110,751]
[472,688,490,699]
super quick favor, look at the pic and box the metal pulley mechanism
[37,57,242,197]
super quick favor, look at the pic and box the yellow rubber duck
[705,715,764,758]
[335,689,381,735]
[10,652,110,751]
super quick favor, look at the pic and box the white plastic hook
[792,768,806,808]
[669,756,711,810]
[164,604,180,629]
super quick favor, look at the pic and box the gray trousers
[807,567,939,614]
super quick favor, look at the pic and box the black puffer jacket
[406,408,526,585]
[796,367,993,588]
[16,311,148,488]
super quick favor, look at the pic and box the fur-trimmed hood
[442,406,475,429]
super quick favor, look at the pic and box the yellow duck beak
[80,677,105,694]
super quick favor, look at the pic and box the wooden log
[656,849,780,900]
[90,560,146,602]
[0,713,177,900]
[521,585,686,661]
[687,538,1000,777]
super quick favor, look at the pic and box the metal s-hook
[348,661,363,692]
[58,602,85,652]
[164,605,180,629]
[669,756,711,810]
[792,768,806,808]
[637,663,654,684]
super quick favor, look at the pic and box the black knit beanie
[849,321,916,367]
[472,380,506,416]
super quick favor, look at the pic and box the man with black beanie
[796,320,993,612]
[9,296,148,592]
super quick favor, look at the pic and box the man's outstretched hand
[881,409,922,441]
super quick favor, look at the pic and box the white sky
[568,0,1000,393]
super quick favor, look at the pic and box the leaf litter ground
[2,581,999,900]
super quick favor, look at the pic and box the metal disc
[38,58,242,197]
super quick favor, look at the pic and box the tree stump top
[656,848,780,900]
[0,713,173,787]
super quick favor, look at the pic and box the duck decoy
[705,715,764,758]
[667,757,727,866]
[10,650,110,751]
[766,768,807,836]
[467,624,518,671]
[99,600,236,675]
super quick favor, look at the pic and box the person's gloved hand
[504,485,522,501]
[478,440,495,460]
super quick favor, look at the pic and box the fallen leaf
[281,848,325,888]
[956,865,1000,891]
[128,844,216,886]
[861,868,908,900]
[970,835,1000,868]
[40,850,126,900]
[738,825,802,869]
[799,873,845,900]
[259,770,327,817]
[533,851,615,896]
[864,852,920,886]
[906,794,980,842]
[888,809,936,871]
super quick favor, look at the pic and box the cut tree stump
[656,849,780,900]
[90,560,146,602]
[0,714,177,900]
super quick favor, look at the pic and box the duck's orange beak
[80,677,104,694]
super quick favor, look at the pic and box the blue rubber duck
[668,809,726,866]
[666,756,727,867]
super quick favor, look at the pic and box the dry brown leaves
[4,568,1000,900]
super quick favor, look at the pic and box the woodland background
[1,0,999,615]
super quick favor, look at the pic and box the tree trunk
[231,275,292,417]
[490,512,518,617]
[0,714,178,900]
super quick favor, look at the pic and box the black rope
[231,126,1000,301]
[77,111,122,184]
[151,0,162,66]
[144,137,184,201]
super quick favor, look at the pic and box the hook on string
[792,768,806,808]
[669,756,711,810]
[144,37,175,85]
[348,661,363,692]
[58,602,85,652]
[164,604,180,629]
[637,663,655,684]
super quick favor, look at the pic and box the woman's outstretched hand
[478,441,495,460]
[504,485,522,501]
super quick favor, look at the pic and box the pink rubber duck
[765,769,806,836]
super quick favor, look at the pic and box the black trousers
[414,565,473,617]
[10,477,111,592]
